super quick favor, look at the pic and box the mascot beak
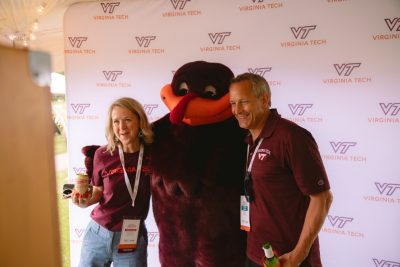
[161,84,233,126]
[170,91,198,125]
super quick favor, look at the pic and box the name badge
[240,195,251,232]
[118,219,140,253]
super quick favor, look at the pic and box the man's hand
[279,252,301,267]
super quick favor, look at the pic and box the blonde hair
[105,97,153,154]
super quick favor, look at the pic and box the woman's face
[111,106,140,152]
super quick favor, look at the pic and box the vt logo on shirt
[257,148,271,161]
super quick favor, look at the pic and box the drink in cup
[75,173,90,198]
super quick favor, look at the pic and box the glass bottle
[262,242,280,267]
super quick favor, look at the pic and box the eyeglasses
[244,171,254,202]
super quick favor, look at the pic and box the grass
[55,134,67,154]
[54,133,70,267]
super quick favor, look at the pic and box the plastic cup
[75,173,89,195]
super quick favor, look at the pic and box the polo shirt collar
[245,108,280,145]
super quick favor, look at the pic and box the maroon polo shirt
[90,145,151,232]
[246,109,330,267]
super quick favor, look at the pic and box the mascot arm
[81,145,101,181]
[152,173,201,199]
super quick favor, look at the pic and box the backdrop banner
[64,1,400,266]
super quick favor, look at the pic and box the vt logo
[71,104,90,114]
[102,71,123,81]
[135,36,156,47]
[257,153,267,160]
[68,37,87,48]
[327,215,353,228]
[379,103,400,116]
[75,228,85,238]
[330,142,357,154]
[373,259,400,267]
[147,231,160,242]
[288,104,313,116]
[100,2,120,13]
[333,63,361,76]
[170,0,190,10]
[73,167,87,175]
[208,32,231,44]
[384,18,400,31]
[248,67,271,77]
[374,182,400,196]
[143,104,159,115]
[290,25,316,39]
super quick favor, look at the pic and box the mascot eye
[203,85,217,98]
[177,82,189,96]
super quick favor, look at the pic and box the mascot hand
[81,145,100,178]
[152,174,200,199]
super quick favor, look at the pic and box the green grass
[55,134,67,154]
[54,132,70,267]
[52,98,70,267]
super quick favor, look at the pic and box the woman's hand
[71,185,93,208]
[71,185,103,208]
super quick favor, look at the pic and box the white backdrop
[64,1,400,266]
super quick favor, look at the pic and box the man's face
[229,80,269,131]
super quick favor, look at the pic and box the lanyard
[118,144,144,207]
[246,138,264,173]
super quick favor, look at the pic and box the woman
[72,97,153,267]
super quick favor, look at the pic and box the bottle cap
[262,242,274,258]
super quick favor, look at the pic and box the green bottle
[262,242,280,267]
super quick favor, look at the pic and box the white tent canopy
[51,72,65,95]
[0,0,91,72]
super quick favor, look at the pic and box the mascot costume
[81,61,246,266]
[150,61,246,266]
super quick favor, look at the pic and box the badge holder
[240,195,251,231]
[117,144,144,252]
[118,218,141,253]
[240,139,263,232]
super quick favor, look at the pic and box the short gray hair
[231,72,271,106]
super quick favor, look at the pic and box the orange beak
[160,84,233,126]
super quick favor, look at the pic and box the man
[229,73,333,267]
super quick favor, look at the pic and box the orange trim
[240,225,250,232]
[160,84,233,126]
[117,244,137,249]
[117,243,137,253]
[182,108,232,126]
[160,84,176,111]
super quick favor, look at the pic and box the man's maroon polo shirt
[245,109,330,267]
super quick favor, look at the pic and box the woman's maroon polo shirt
[245,109,330,267]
